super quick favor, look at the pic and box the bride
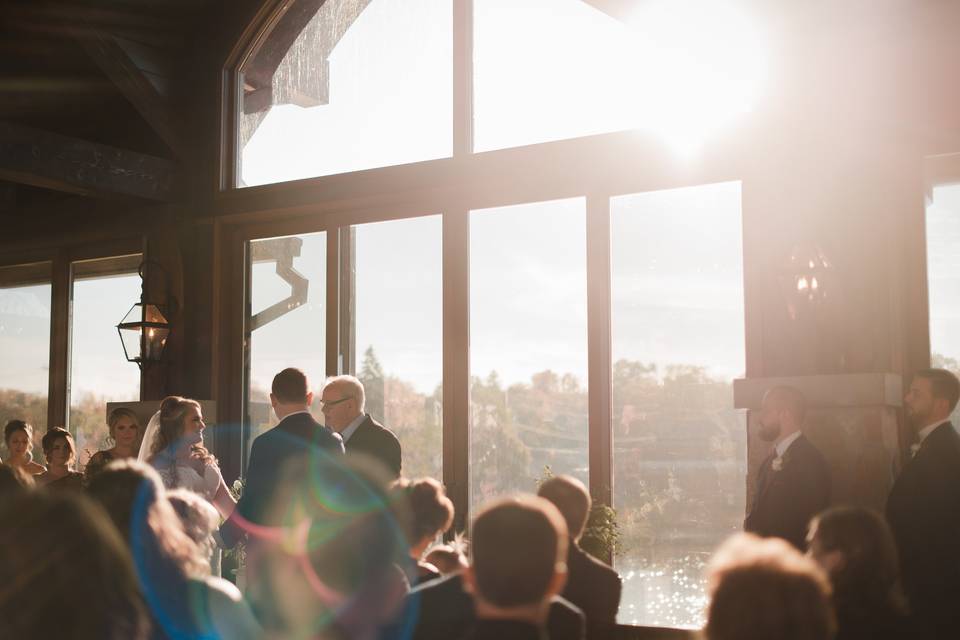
[140,396,236,576]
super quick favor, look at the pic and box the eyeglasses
[319,396,353,409]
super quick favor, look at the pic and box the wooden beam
[0,121,176,201]
[79,31,182,156]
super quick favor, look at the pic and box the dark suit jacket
[562,542,621,639]
[345,414,402,479]
[220,411,344,548]
[886,422,960,639]
[461,619,545,640]
[744,433,830,550]
[406,573,585,640]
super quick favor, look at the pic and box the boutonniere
[771,456,784,472]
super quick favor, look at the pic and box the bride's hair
[149,396,215,468]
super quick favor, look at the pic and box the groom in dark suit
[744,386,830,550]
[321,375,402,479]
[886,368,960,640]
[220,367,344,548]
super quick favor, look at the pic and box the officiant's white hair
[325,375,366,413]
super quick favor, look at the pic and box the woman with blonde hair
[141,396,235,519]
[85,407,142,480]
[3,419,45,476]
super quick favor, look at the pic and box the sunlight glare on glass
[622,0,768,157]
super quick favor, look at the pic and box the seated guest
[807,507,908,640]
[424,536,468,575]
[246,455,409,640]
[462,496,570,640]
[0,491,150,639]
[168,487,221,575]
[85,407,142,480]
[3,419,45,476]
[36,427,83,490]
[0,462,34,494]
[88,460,261,640]
[321,374,402,478]
[705,533,835,640]
[392,477,456,585]
[538,475,622,638]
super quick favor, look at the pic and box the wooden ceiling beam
[0,121,176,201]
[79,31,182,156]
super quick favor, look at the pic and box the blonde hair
[107,407,141,442]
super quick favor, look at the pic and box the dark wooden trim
[442,208,470,533]
[79,31,182,156]
[48,254,70,430]
[586,194,613,509]
[453,0,474,157]
[0,260,52,286]
[0,122,177,202]
[338,226,356,375]
[71,253,142,279]
[326,227,340,377]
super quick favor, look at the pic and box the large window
[469,198,589,512]
[926,183,960,424]
[244,232,327,454]
[238,0,452,186]
[611,182,746,628]
[354,216,443,480]
[0,262,52,462]
[69,256,143,466]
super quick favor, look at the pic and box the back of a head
[394,477,455,545]
[470,496,568,608]
[915,367,960,413]
[706,533,835,640]
[537,475,591,540]
[272,367,310,404]
[167,487,219,560]
[810,507,901,605]
[0,491,149,639]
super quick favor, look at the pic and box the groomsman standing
[744,386,831,550]
[886,368,960,640]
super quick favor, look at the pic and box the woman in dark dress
[392,477,455,586]
[807,506,909,640]
[35,427,84,490]
[85,407,141,481]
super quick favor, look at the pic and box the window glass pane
[354,216,442,480]
[0,263,51,462]
[245,232,326,462]
[469,198,588,513]
[239,0,452,186]
[927,183,960,424]
[69,259,142,467]
[611,181,746,628]
[473,0,766,154]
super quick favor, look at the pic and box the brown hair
[149,396,214,468]
[0,491,150,639]
[394,477,455,545]
[107,407,141,442]
[41,427,75,467]
[705,533,835,640]
[538,474,591,540]
[3,419,32,445]
[272,367,310,404]
[167,487,219,569]
[470,496,568,608]
[914,368,960,412]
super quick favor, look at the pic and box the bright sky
[927,184,960,363]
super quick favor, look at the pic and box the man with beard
[744,385,830,550]
[886,368,960,640]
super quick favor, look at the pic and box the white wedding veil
[137,410,161,463]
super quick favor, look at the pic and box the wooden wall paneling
[586,194,613,509]
[442,208,470,534]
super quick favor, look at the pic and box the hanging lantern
[117,261,172,368]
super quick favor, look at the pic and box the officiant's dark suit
[886,421,960,639]
[344,414,402,479]
[220,410,344,548]
[744,433,831,550]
